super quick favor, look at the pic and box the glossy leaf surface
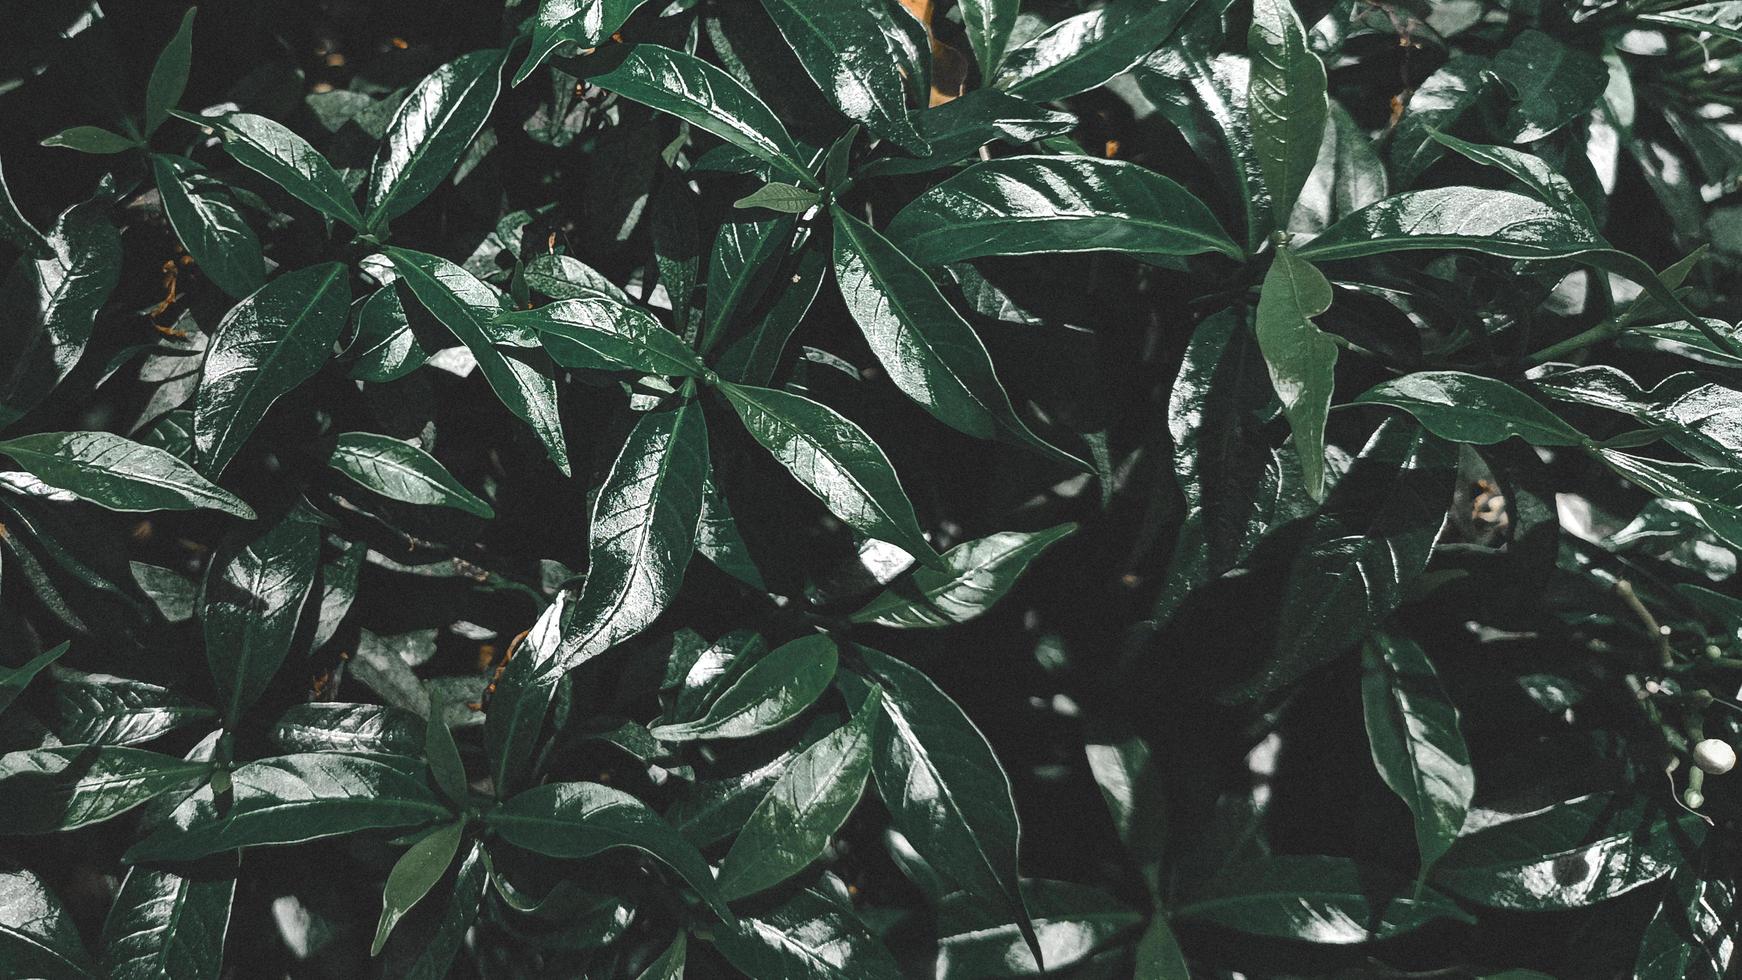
[366,49,505,228]
[328,432,492,517]
[1360,633,1474,870]
[0,431,254,518]
[851,523,1076,628]
[651,633,837,742]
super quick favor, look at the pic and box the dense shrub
[2,0,1742,976]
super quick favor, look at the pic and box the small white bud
[1693,738,1737,775]
[1684,787,1706,809]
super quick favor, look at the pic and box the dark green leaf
[384,247,569,474]
[101,861,236,980]
[1639,2,1742,41]
[370,820,463,956]
[1226,419,1455,702]
[0,431,254,517]
[366,49,506,229]
[1433,793,1705,910]
[484,592,569,797]
[757,0,926,154]
[202,511,320,724]
[586,44,815,188]
[1248,0,1327,219]
[127,753,450,861]
[523,252,630,303]
[711,883,902,980]
[716,687,877,900]
[1255,244,1337,501]
[0,641,70,717]
[712,239,828,386]
[193,111,364,228]
[498,297,707,376]
[1137,46,1273,251]
[651,633,837,742]
[0,868,96,979]
[1594,450,1742,552]
[1294,187,1601,263]
[833,207,1081,467]
[425,702,467,807]
[328,432,493,517]
[347,285,428,382]
[857,90,1075,177]
[273,702,424,755]
[938,878,1140,977]
[853,646,1038,961]
[885,156,1242,267]
[1133,915,1190,980]
[1352,372,1585,447]
[1175,856,1472,942]
[41,127,140,154]
[143,7,196,137]
[516,0,653,85]
[851,523,1076,628]
[996,0,1196,102]
[1425,128,1592,225]
[550,398,707,671]
[718,381,939,563]
[0,744,207,832]
[1085,736,1167,891]
[958,0,1019,77]
[47,669,214,745]
[701,215,796,355]
[0,199,120,427]
[1360,633,1474,870]
[1489,30,1607,143]
[1387,55,1488,186]
[487,780,729,915]
[150,154,264,300]
[696,476,768,590]
[378,841,486,980]
[634,932,687,980]
[193,262,349,476]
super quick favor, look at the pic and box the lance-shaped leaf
[635,932,687,980]
[0,641,70,717]
[718,381,940,564]
[41,126,139,154]
[484,592,568,798]
[384,247,569,474]
[143,7,196,136]
[1225,419,1455,702]
[524,252,630,303]
[1138,47,1273,251]
[0,431,254,518]
[833,207,1082,467]
[0,156,51,259]
[0,868,96,979]
[1360,633,1474,871]
[0,199,120,428]
[150,155,264,300]
[851,523,1076,628]
[1433,793,1705,910]
[1634,861,1740,979]
[101,860,236,980]
[716,687,879,900]
[711,884,902,980]
[515,0,654,84]
[1353,372,1586,447]
[1248,0,1326,220]
[1255,244,1337,501]
[650,633,838,742]
[486,780,728,915]
[328,432,493,517]
[757,0,926,154]
[46,671,214,746]
[696,475,768,591]
[371,821,464,956]
[885,156,1241,267]
[586,44,815,188]
[939,879,1141,976]
[1174,856,1472,943]
[347,285,428,382]
[857,90,1075,178]
[202,512,320,724]
[378,840,486,980]
[366,48,504,228]
[192,111,364,228]
[193,262,349,477]
[959,0,1018,76]
[127,754,451,862]
[550,398,707,671]
[1291,103,1388,235]
[1593,450,1742,552]
[273,702,424,756]
[995,0,1196,103]
[1387,55,1488,186]
[701,215,796,355]
[0,745,209,833]
[735,181,819,214]
[1530,366,1742,468]
[1085,736,1168,892]
[851,647,1039,962]
[713,240,829,387]
[498,298,707,376]
[1425,128,1592,226]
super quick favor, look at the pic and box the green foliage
[3,0,1742,977]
